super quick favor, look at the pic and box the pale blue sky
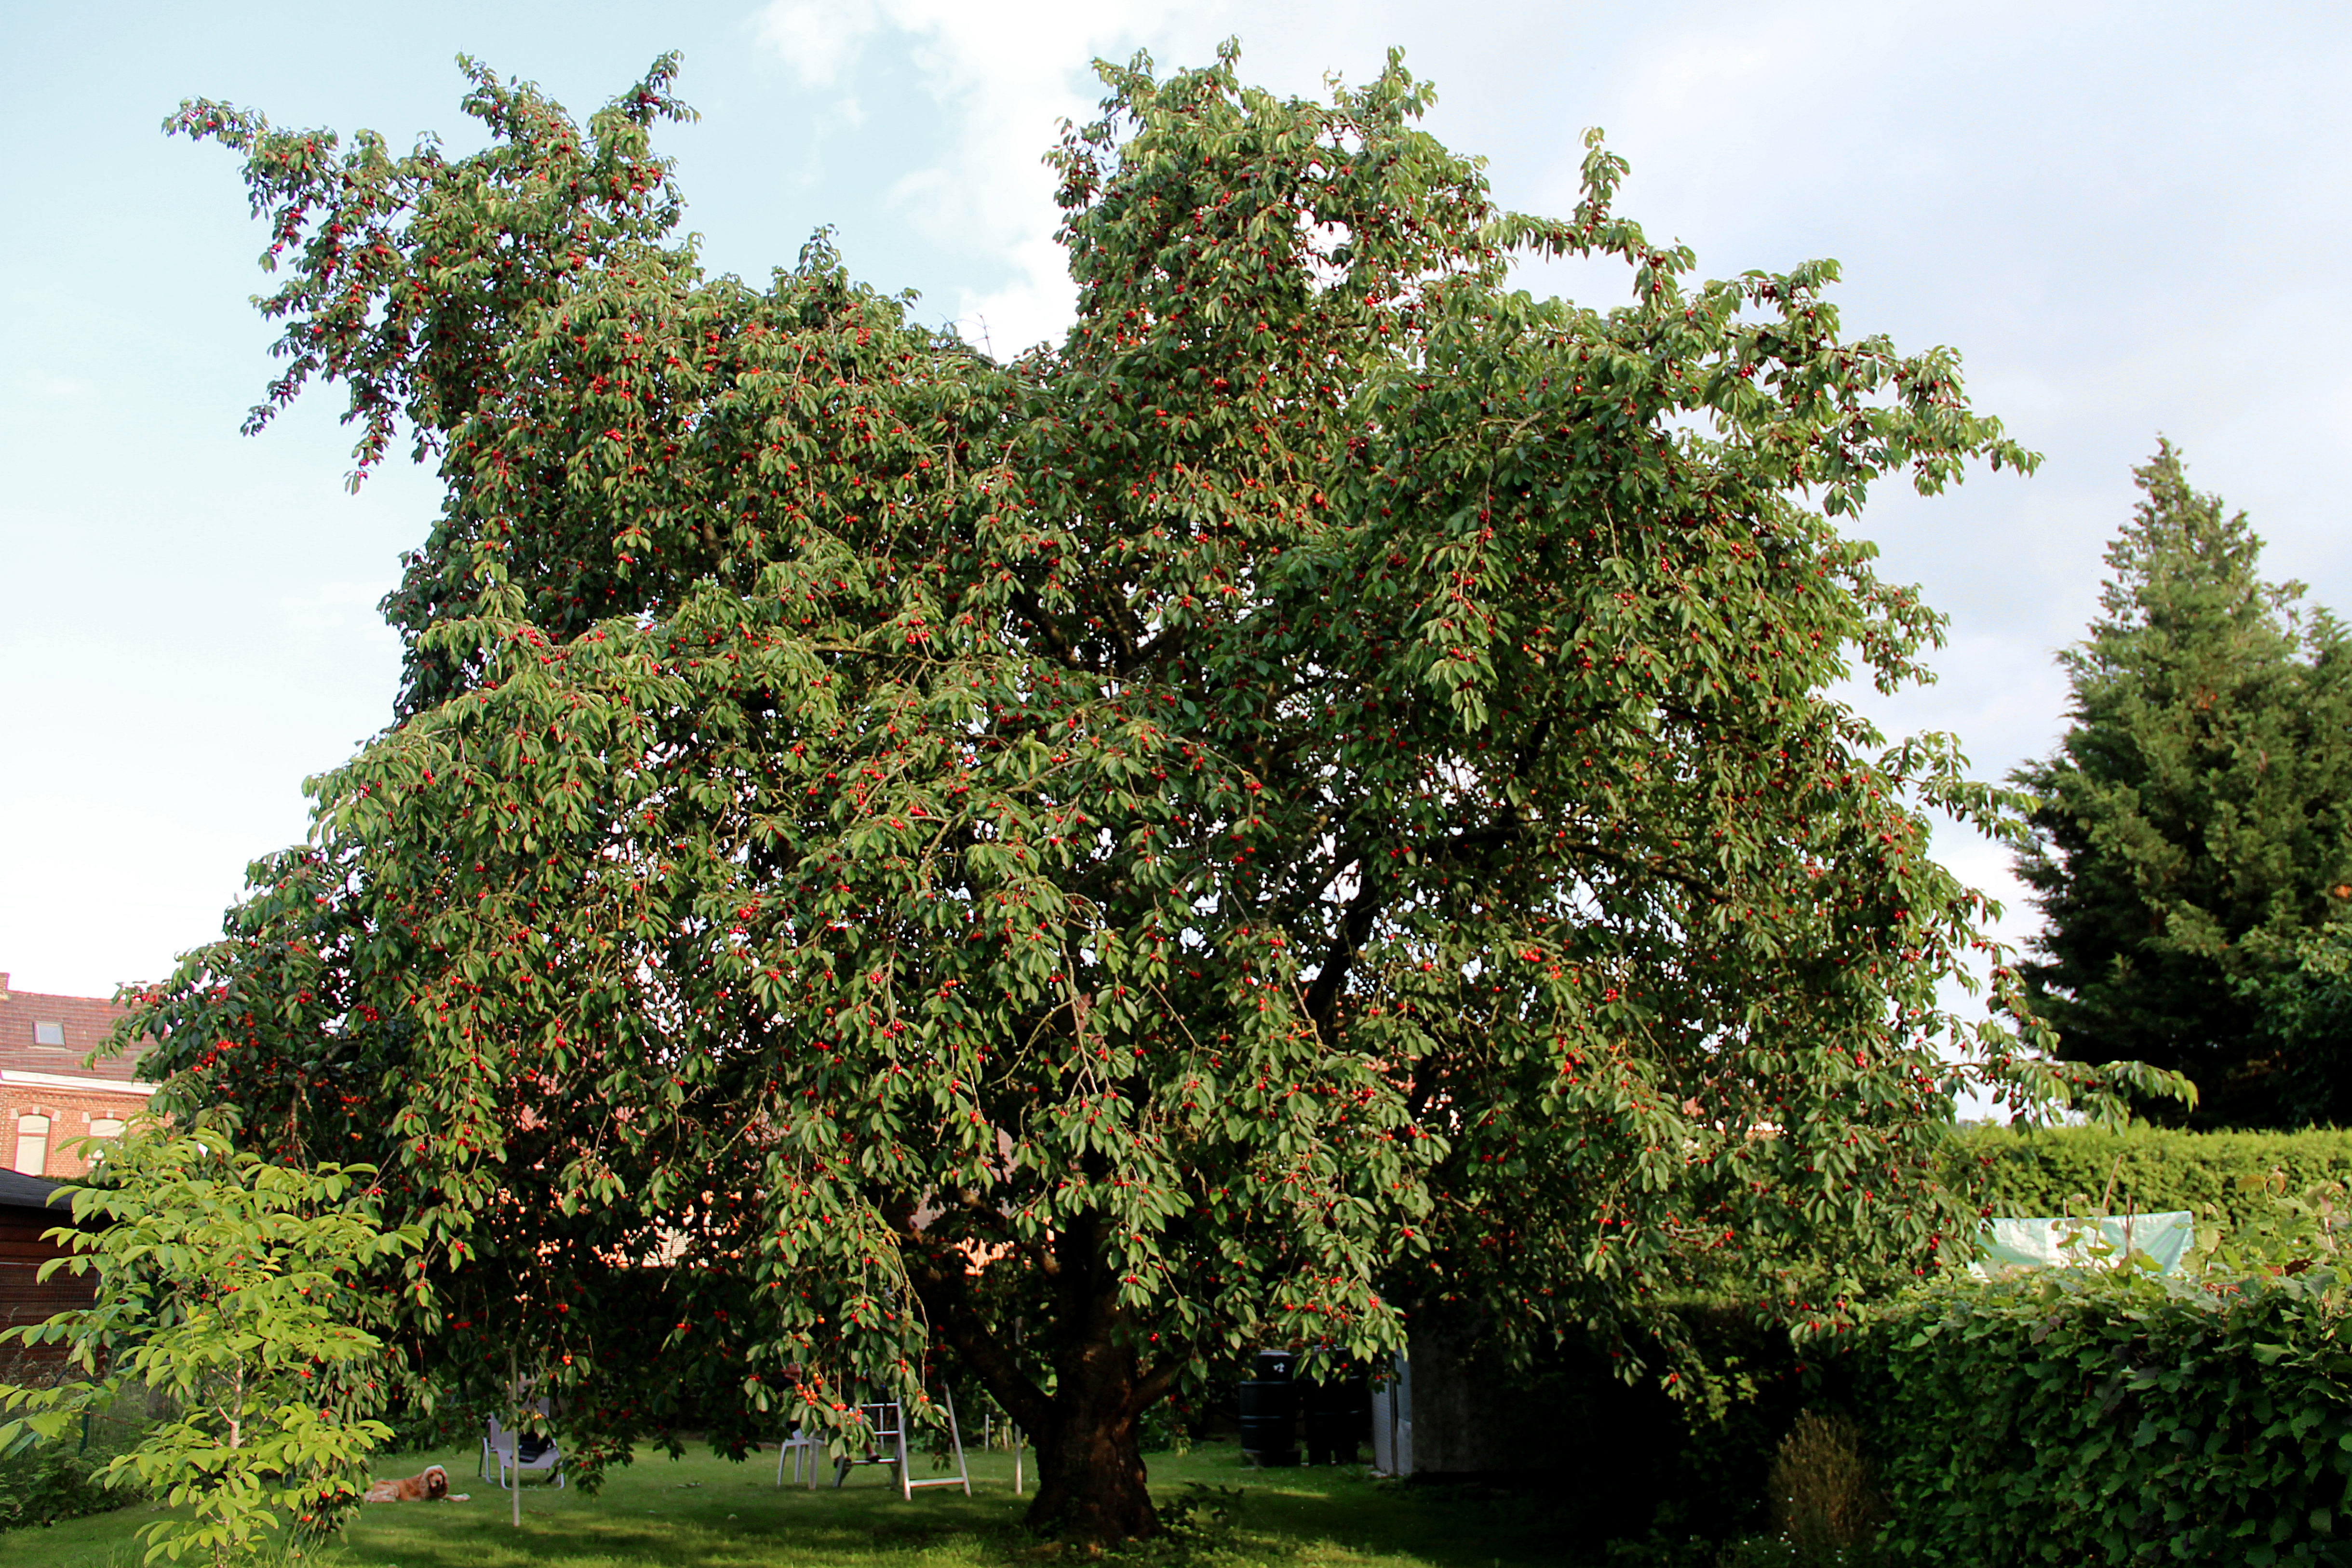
[4,0,2347,1009]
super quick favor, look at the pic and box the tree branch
[1303,859,1384,1034]
[1131,1351,1190,1415]
[900,1234,1052,1435]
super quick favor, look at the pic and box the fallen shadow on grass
[0,1446,1647,1568]
[1139,1460,1623,1568]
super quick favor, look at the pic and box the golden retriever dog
[364,1463,450,1503]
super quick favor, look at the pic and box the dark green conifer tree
[2015,442,2352,1126]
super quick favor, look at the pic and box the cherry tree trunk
[1021,1338,1156,1540]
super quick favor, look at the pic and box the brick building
[1,972,156,1179]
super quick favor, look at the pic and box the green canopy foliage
[2014,442,2352,1127]
[131,46,2103,1538]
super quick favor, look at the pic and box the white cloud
[754,0,883,88]
[751,0,1201,352]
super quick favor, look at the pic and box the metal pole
[511,1344,521,1531]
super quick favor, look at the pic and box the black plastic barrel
[1301,1372,1368,1465]
[1239,1350,1298,1466]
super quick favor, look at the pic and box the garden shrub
[0,1439,115,1530]
[1589,1131,2352,1561]
[1855,1261,2352,1565]
[1647,1304,1827,1539]
[0,1396,152,1529]
[1767,1410,1883,1563]
[0,1126,419,1566]
[1951,1124,2352,1230]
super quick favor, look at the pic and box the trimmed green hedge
[1857,1265,2352,1565]
[1951,1124,2352,1230]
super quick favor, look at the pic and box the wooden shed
[0,1166,92,1384]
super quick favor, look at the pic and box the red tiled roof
[0,975,153,1085]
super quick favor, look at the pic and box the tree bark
[1020,1209,1164,1539]
[1023,1332,1156,1540]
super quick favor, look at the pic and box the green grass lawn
[4,1440,1596,1568]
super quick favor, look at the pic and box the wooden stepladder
[825,1387,972,1499]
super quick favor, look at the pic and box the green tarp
[1975,1212,2195,1275]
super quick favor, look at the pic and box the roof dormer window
[33,1020,65,1047]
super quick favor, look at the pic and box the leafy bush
[1767,1411,1883,1564]
[0,1390,153,1529]
[1591,1135,2352,1561]
[1855,1261,2352,1564]
[0,1124,420,1565]
[1112,1483,1248,1568]
[0,1437,117,1530]
[1950,1123,2352,1229]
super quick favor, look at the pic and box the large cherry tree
[130,47,2120,1539]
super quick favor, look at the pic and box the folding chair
[482,1413,566,1489]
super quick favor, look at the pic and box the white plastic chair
[775,1425,823,1488]
[482,1414,566,1489]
